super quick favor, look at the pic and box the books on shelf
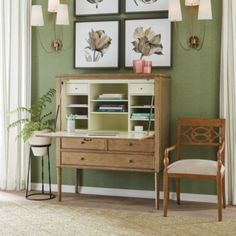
[131,113,155,120]
[97,104,126,112]
[96,93,125,100]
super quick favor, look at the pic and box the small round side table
[26,144,55,200]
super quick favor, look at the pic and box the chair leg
[222,175,226,208]
[163,171,169,217]
[176,179,180,205]
[217,175,223,221]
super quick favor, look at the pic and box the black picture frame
[74,0,120,16]
[125,0,168,13]
[74,20,120,69]
[124,18,172,68]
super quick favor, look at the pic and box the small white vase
[67,119,75,133]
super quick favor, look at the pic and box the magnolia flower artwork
[86,0,103,9]
[132,27,163,59]
[133,0,158,6]
[84,29,112,62]
[125,18,171,67]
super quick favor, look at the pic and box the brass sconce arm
[169,0,212,51]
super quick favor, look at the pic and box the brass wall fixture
[31,0,69,53]
[168,0,212,51]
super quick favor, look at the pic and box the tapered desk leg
[57,167,62,202]
[75,169,81,194]
[155,172,160,210]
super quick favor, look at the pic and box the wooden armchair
[163,118,226,221]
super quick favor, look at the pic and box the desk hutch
[55,73,170,209]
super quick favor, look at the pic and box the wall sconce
[31,0,69,52]
[168,0,212,50]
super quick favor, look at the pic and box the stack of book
[131,113,155,120]
[97,104,126,112]
[97,94,125,100]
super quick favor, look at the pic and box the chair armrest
[217,141,225,170]
[163,144,177,169]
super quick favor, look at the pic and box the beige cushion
[167,159,225,176]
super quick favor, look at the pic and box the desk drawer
[61,138,106,150]
[66,83,88,94]
[129,83,154,95]
[108,139,154,153]
[61,152,154,169]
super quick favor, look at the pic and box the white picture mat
[75,21,119,68]
[126,0,168,12]
[125,19,171,67]
[75,0,119,15]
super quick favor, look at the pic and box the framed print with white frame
[74,20,119,69]
[74,0,119,16]
[125,18,171,67]
[125,0,168,13]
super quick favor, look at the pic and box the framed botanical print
[74,0,119,16]
[125,18,171,67]
[74,20,119,68]
[125,0,168,13]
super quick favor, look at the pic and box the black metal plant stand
[26,144,55,200]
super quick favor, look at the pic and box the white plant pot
[29,129,51,157]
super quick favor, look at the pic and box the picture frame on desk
[74,20,120,69]
[125,0,168,13]
[74,0,120,16]
[124,18,172,68]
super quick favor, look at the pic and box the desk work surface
[38,131,154,140]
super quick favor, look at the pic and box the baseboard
[31,183,217,203]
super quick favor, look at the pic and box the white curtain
[220,0,236,205]
[0,0,31,190]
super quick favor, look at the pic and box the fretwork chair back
[163,118,225,221]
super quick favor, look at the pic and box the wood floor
[1,190,236,220]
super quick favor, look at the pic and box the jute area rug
[0,200,236,236]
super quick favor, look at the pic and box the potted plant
[8,88,56,156]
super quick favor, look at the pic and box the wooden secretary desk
[55,73,170,209]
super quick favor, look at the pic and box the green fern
[8,88,56,142]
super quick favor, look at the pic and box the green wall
[32,0,222,195]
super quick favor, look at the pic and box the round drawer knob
[81,141,85,144]
[81,157,85,161]
[129,142,133,146]
[129,160,133,163]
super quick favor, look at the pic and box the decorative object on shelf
[133,60,145,74]
[8,89,56,156]
[31,0,69,53]
[133,60,152,74]
[168,0,212,50]
[66,114,76,133]
[74,20,119,68]
[143,60,152,74]
[126,0,168,13]
[134,125,143,132]
[125,18,171,67]
[74,0,119,16]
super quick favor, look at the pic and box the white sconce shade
[185,0,199,6]
[169,0,182,22]
[48,0,60,13]
[31,5,44,26]
[56,4,69,25]
[198,0,212,20]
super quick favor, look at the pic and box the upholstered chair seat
[168,159,225,176]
